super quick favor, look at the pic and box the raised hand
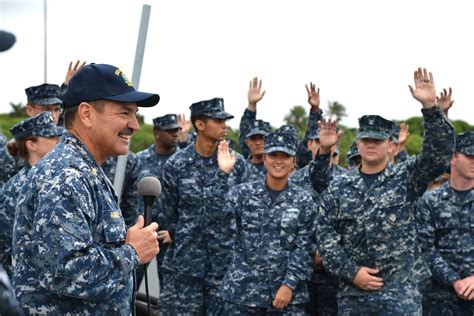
[178,113,192,134]
[436,87,454,116]
[247,77,266,110]
[317,118,343,154]
[398,122,410,145]
[305,82,320,110]
[408,67,437,109]
[217,140,236,174]
[65,60,87,85]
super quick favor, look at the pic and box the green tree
[9,102,26,117]
[327,101,347,122]
[283,105,308,138]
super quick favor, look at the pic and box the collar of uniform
[350,162,395,190]
[257,178,293,204]
[62,131,103,174]
[444,181,474,205]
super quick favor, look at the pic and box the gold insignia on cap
[110,211,120,219]
[91,167,98,176]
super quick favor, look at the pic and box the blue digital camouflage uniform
[416,131,474,315]
[136,113,182,287]
[218,132,315,314]
[0,263,23,316]
[101,152,141,228]
[239,108,258,160]
[0,112,63,279]
[0,165,30,279]
[296,109,323,169]
[12,132,140,315]
[244,119,271,182]
[316,107,455,315]
[159,97,249,315]
[0,133,18,188]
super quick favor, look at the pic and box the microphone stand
[143,195,155,316]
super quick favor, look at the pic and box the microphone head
[138,177,162,197]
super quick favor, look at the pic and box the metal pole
[113,4,151,201]
[43,0,47,82]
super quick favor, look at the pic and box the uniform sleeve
[160,159,180,238]
[283,196,317,289]
[415,195,461,287]
[119,153,141,228]
[309,152,331,194]
[315,184,360,283]
[409,106,455,198]
[32,169,140,300]
[239,109,257,160]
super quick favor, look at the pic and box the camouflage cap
[25,83,62,106]
[346,141,360,160]
[189,98,234,120]
[245,119,271,138]
[63,63,160,108]
[153,114,181,130]
[10,112,64,139]
[357,115,392,140]
[391,123,400,144]
[264,132,298,156]
[455,131,474,155]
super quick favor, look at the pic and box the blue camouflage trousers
[338,284,422,316]
[159,270,222,315]
[215,299,307,316]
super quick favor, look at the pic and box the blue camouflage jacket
[102,152,141,228]
[0,165,30,279]
[220,179,316,307]
[416,182,474,295]
[12,132,140,315]
[160,143,248,280]
[316,106,455,297]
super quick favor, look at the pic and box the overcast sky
[1,0,473,130]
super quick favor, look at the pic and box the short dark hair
[191,115,209,132]
[63,100,105,128]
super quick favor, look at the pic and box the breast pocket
[435,212,460,250]
[280,208,300,251]
[102,210,126,244]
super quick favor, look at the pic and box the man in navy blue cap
[159,97,249,314]
[13,63,160,315]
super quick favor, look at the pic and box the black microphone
[138,176,162,226]
[137,176,161,316]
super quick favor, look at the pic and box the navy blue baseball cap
[63,63,160,108]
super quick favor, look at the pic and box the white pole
[43,0,47,82]
[113,4,151,200]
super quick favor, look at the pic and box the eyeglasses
[32,104,63,114]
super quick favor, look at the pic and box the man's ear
[194,119,206,132]
[77,102,94,128]
[25,104,36,116]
